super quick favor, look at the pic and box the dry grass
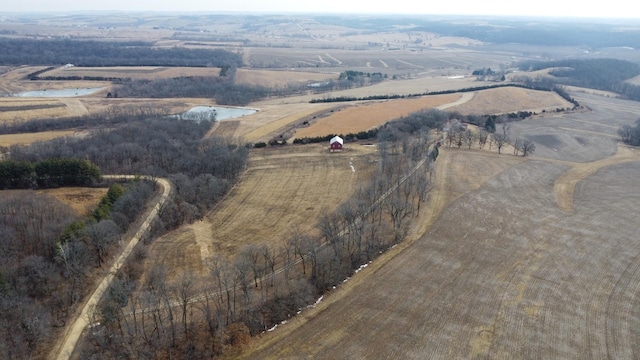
[37,187,108,217]
[293,93,461,139]
[145,143,378,281]
[0,130,78,148]
[235,69,337,87]
[0,98,69,122]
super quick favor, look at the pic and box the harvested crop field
[234,92,640,359]
[293,93,461,139]
[235,69,337,87]
[448,86,574,115]
[145,143,378,282]
[0,99,68,121]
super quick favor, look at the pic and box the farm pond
[178,106,257,121]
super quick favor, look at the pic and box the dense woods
[0,158,100,189]
[517,58,640,101]
[1,113,249,358]
[0,180,153,359]
[114,76,272,106]
[0,39,242,67]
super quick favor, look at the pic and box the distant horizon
[0,0,638,21]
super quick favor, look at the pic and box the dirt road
[51,176,172,360]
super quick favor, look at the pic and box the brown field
[448,86,574,115]
[33,187,107,217]
[42,66,222,80]
[235,92,640,360]
[5,14,640,359]
[0,98,69,122]
[0,130,79,148]
[293,93,461,139]
[235,69,337,87]
[145,143,378,282]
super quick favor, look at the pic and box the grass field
[145,143,378,283]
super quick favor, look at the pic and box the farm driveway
[52,176,172,360]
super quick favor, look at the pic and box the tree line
[517,58,640,101]
[0,158,100,189]
[0,39,243,67]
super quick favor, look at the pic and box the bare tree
[521,139,537,156]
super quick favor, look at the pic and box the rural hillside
[0,11,639,360]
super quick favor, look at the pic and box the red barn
[329,136,343,152]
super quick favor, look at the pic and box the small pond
[179,106,257,121]
[12,87,105,98]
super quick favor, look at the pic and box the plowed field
[234,91,640,359]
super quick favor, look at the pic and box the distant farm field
[42,66,222,79]
[0,98,68,122]
[0,130,78,148]
[447,86,574,115]
[235,68,337,87]
[293,93,461,138]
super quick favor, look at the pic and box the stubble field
[233,91,640,359]
[3,15,640,359]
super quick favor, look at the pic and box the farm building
[329,136,343,152]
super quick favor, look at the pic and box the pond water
[12,87,105,97]
[179,106,257,121]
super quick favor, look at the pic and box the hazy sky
[2,0,636,19]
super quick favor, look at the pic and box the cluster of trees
[618,118,640,146]
[517,59,640,101]
[443,119,535,156]
[0,105,172,135]
[113,76,271,106]
[10,117,248,225]
[291,128,379,145]
[80,112,437,359]
[0,180,154,359]
[0,39,243,67]
[0,158,100,189]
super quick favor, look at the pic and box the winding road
[52,176,172,360]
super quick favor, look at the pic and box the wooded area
[0,39,242,67]
[517,58,640,101]
[1,115,249,358]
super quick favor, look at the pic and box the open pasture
[145,143,377,282]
